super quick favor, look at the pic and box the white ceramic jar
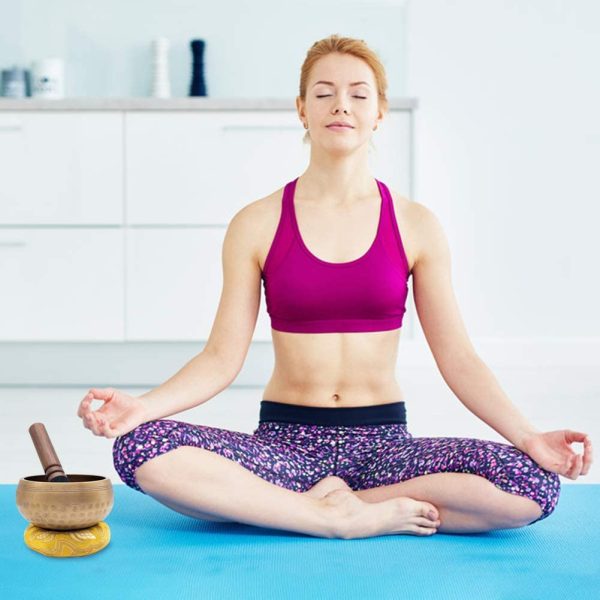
[31,58,65,99]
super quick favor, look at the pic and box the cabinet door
[125,228,272,341]
[0,112,122,224]
[125,111,308,225]
[0,229,124,340]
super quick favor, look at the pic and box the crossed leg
[113,420,560,536]
[353,472,543,533]
[344,433,561,533]
[169,469,542,534]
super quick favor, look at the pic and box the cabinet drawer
[0,229,124,340]
[0,112,122,224]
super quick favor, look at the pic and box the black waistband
[259,400,407,426]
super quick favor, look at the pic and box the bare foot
[321,489,441,539]
[303,476,352,499]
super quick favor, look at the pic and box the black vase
[189,39,207,97]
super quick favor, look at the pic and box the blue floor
[1,483,599,599]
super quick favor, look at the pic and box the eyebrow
[312,80,370,87]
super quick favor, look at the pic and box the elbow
[436,348,482,378]
[203,347,243,385]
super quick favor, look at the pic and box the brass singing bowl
[16,474,113,530]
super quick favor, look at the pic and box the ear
[376,103,386,126]
[297,96,307,120]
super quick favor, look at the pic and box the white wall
[401,0,598,480]
[1,0,407,98]
[406,0,600,340]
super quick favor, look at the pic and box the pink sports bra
[261,176,411,333]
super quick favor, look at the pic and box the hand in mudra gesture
[77,387,148,439]
[520,430,593,480]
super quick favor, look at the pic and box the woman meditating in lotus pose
[78,34,592,540]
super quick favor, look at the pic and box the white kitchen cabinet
[0,112,122,225]
[125,227,272,341]
[125,111,308,225]
[125,110,412,225]
[0,229,124,340]
[0,101,414,344]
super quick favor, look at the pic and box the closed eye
[316,95,367,99]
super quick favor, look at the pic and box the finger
[82,412,94,434]
[582,436,593,475]
[561,455,574,477]
[96,415,111,438]
[90,387,115,400]
[565,430,588,444]
[85,412,101,436]
[84,414,98,435]
[77,392,94,418]
[574,454,584,478]
[100,415,119,439]
[565,454,583,480]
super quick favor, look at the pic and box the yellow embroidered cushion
[24,521,110,557]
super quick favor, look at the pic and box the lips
[327,122,354,128]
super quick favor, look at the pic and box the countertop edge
[0,97,418,111]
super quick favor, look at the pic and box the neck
[297,156,375,206]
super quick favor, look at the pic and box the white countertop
[0,97,418,111]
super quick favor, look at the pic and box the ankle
[317,489,363,540]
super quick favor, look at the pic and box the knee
[513,469,561,527]
[112,419,177,491]
[513,500,544,528]
[526,470,561,525]
[495,449,562,526]
[112,419,160,463]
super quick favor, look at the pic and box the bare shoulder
[387,189,434,273]
[388,190,448,271]
[229,186,284,270]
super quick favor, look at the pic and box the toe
[422,503,439,521]
[415,516,440,528]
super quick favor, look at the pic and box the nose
[333,97,348,115]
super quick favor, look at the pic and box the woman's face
[297,52,383,153]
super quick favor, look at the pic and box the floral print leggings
[112,400,561,525]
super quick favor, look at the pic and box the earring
[303,123,308,129]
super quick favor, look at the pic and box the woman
[78,35,592,540]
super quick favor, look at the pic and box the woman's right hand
[77,387,149,439]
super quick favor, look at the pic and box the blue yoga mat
[1,483,598,599]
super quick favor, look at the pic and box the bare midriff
[261,327,405,408]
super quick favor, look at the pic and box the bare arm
[412,204,539,449]
[138,201,263,421]
[139,350,237,421]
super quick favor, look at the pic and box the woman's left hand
[519,430,593,479]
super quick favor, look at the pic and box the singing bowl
[16,474,113,530]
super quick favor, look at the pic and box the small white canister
[31,58,65,99]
